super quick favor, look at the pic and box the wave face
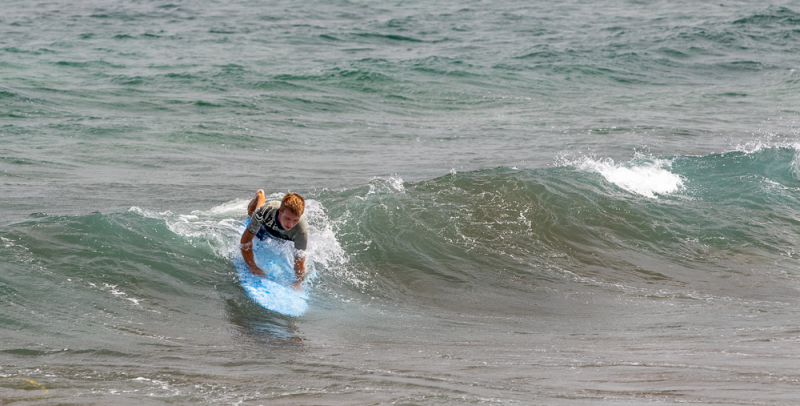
[321,146,800,311]
[2,147,800,403]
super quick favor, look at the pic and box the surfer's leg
[247,189,266,217]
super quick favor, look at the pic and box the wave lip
[562,154,684,198]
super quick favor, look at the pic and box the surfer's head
[278,193,304,230]
[281,193,305,217]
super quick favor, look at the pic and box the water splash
[560,154,684,198]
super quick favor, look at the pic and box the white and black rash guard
[246,200,308,252]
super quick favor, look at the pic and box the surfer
[241,190,308,286]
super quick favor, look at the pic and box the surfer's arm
[292,230,308,283]
[294,257,306,281]
[240,230,266,277]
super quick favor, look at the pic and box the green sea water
[2,0,800,404]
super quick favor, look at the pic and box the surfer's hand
[248,264,266,277]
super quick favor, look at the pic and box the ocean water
[2,0,800,404]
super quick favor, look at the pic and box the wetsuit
[246,201,308,252]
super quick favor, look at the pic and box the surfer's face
[277,207,301,230]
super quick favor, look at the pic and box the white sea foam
[734,139,770,154]
[562,155,684,198]
[366,175,405,196]
[130,200,252,258]
[789,146,800,181]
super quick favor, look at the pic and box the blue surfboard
[233,220,309,317]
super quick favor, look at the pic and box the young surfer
[240,190,308,286]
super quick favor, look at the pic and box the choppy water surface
[2,0,800,404]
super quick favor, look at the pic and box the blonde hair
[281,193,305,216]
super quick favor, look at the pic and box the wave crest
[558,154,684,198]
